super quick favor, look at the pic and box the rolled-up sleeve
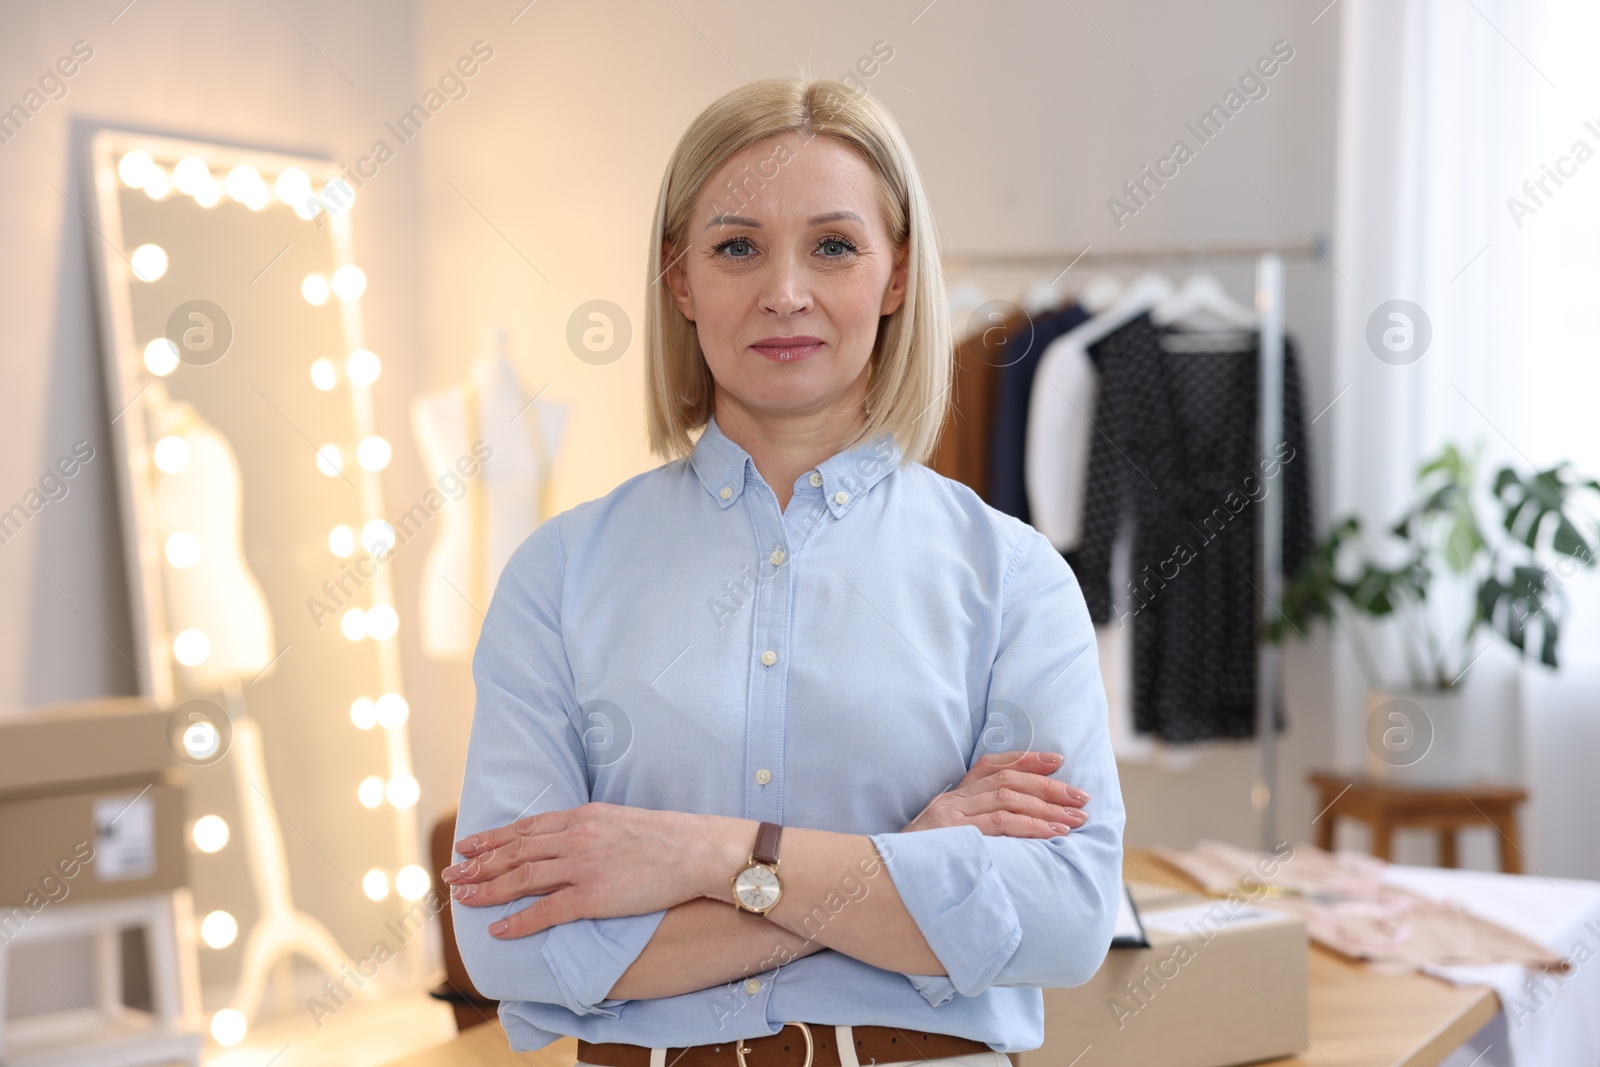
[452,513,669,1015]
[868,524,1126,1005]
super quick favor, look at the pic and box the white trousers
[576,1025,1010,1067]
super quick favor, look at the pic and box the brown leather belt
[578,1023,993,1067]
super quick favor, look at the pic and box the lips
[750,336,824,362]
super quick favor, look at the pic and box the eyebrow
[704,210,865,229]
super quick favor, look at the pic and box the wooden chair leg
[1315,804,1335,851]
[1492,811,1523,874]
[1371,819,1393,862]
[1437,828,1458,868]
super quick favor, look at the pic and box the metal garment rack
[944,241,1325,850]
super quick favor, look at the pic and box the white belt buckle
[737,1021,813,1067]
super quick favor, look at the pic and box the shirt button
[745,978,762,994]
[754,768,771,785]
[809,472,823,488]
[760,649,778,666]
[719,486,732,499]
[769,548,786,565]
[834,490,849,505]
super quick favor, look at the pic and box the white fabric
[1382,863,1600,1067]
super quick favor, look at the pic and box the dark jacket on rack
[986,302,1089,522]
[1073,313,1313,743]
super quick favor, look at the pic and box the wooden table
[1307,772,1529,873]
[380,848,1502,1067]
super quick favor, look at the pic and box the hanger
[1020,278,1064,316]
[1150,272,1256,331]
[1078,273,1124,314]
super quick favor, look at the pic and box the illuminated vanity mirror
[86,131,425,1038]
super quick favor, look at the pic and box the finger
[962,788,1088,828]
[451,857,570,907]
[966,750,1068,781]
[976,808,1077,839]
[487,887,587,938]
[453,807,569,857]
[964,767,1091,808]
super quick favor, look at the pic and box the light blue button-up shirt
[452,411,1125,1054]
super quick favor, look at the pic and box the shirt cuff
[868,825,1023,999]
[539,909,670,1017]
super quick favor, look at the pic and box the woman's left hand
[442,802,711,938]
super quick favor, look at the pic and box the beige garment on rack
[1152,839,1571,977]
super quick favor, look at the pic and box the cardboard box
[0,696,172,795]
[1012,883,1309,1067]
[0,774,188,909]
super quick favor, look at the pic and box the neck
[712,386,869,511]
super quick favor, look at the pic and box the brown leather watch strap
[578,1023,991,1067]
[751,820,782,865]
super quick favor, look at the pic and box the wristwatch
[730,820,784,914]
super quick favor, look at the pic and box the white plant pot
[1363,687,1473,785]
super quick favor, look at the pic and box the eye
[817,235,857,257]
[711,237,756,258]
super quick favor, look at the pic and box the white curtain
[1333,0,1600,878]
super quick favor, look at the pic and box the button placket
[746,488,791,824]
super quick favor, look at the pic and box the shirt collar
[689,411,903,519]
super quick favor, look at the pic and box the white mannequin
[411,330,568,660]
[146,383,274,686]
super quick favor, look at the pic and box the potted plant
[1269,441,1600,784]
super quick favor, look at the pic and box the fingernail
[490,920,509,935]
[1043,753,1064,763]
[457,836,480,854]
[1049,823,1071,835]
[452,883,477,900]
[441,865,461,883]
[1070,789,1090,804]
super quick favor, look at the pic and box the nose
[759,254,813,317]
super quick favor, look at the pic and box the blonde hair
[643,77,952,467]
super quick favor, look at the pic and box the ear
[662,241,695,322]
[879,240,910,317]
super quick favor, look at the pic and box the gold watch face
[734,862,781,912]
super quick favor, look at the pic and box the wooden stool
[1307,772,1529,873]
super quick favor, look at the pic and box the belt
[578,1023,994,1067]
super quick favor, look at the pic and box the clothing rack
[944,241,1327,851]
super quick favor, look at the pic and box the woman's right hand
[901,750,1089,838]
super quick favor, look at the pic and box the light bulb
[358,775,384,808]
[275,167,312,206]
[224,164,265,206]
[349,696,376,730]
[361,520,395,554]
[152,435,190,473]
[385,774,419,809]
[194,176,221,208]
[130,243,168,283]
[211,1009,246,1047]
[315,444,342,477]
[118,150,155,189]
[192,814,229,853]
[200,910,238,949]
[165,530,200,568]
[340,608,367,641]
[328,524,355,557]
[346,349,380,385]
[356,435,391,472]
[309,358,337,391]
[172,157,209,195]
[301,274,329,306]
[365,604,398,640]
[396,865,429,901]
[142,166,171,200]
[363,868,390,901]
[331,264,367,301]
[144,338,180,376]
[374,692,409,728]
[173,628,210,666]
[182,719,219,760]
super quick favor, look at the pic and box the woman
[443,76,1125,1066]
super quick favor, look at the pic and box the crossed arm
[445,750,1091,1001]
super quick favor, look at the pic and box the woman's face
[665,132,908,426]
